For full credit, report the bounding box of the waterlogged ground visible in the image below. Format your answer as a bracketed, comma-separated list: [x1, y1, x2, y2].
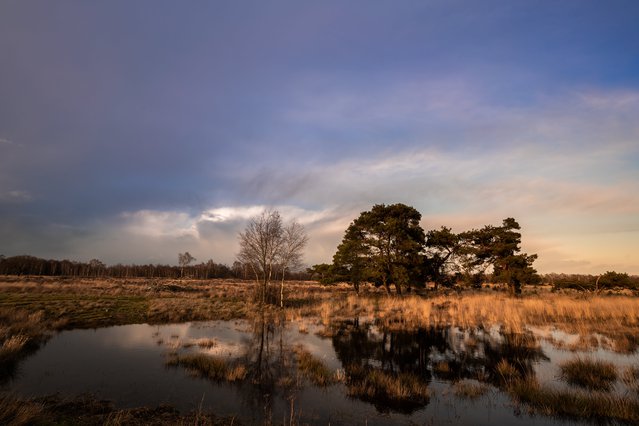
[3, 317, 639, 425]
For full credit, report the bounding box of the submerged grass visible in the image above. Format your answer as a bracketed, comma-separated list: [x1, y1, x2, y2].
[509, 378, 639, 424]
[294, 346, 336, 386]
[166, 353, 247, 382]
[559, 357, 618, 391]
[453, 380, 489, 400]
[346, 365, 430, 407]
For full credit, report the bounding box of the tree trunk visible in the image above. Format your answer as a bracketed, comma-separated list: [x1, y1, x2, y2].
[280, 267, 285, 308]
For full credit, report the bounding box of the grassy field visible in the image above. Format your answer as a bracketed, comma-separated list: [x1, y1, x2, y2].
[1, 276, 639, 424]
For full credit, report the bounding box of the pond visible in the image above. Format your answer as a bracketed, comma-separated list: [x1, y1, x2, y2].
[2, 315, 638, 425]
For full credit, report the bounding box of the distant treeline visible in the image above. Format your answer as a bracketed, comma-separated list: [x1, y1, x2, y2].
[0, 255, 311, 280]
[543, 272, 639, 292]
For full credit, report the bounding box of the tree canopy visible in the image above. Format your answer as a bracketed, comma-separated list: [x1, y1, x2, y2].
[333, 203, 426, 294]
[326, 205, 541, 294]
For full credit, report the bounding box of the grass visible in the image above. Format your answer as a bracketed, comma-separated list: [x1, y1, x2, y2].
[166, 353, 247, 382]
[453, 380, 489, 400]
[559, 357, 618, 391]
[313, 292, 639, 352]
[2, 276, 639, 423]
[294, 346, 337, 386]
[0, 393, 238, 425]
[509, 378, 639, 424]
[346, 364, 430, 407]
[496, 359, 521, 384]
[0, 335, 30, 360]
[622, 367, 639, 394]
[5, 277, 637, 347]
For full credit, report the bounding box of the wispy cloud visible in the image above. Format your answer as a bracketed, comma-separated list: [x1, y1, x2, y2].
[121, 210, 198, 239]
[0, 190, 33, 203]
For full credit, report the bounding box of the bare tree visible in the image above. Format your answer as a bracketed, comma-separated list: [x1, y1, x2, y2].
[237, 210, 284, 304]
[278, 220, 308, 307]
[178, 252, 196, 278]
[237, 210, 308, 306]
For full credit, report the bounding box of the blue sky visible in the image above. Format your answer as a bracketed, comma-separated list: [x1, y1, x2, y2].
[1, 1, 638, 273]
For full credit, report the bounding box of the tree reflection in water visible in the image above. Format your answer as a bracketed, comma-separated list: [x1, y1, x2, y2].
[167, 314, 550, 419]
[236, 311, 296, 422]
[331, 320, 548, 413]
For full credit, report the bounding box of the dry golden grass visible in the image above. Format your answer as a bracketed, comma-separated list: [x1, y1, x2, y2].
[509, 377, 639, 423]
[0, 393, 238, 425]
[622, 367, 639, 394]
[559, 357, 618, 391]
[346, 365, 430, 405]
[166, 353, 247, 382]
[313, 292, 639, 351]
[496, 359, 521, 384]
[453, 380, 489, 400]
[294, 345, 337, 387]
[0, 393, 45, 426]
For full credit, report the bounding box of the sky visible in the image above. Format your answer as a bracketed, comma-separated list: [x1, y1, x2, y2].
[1, 0, 638, 274]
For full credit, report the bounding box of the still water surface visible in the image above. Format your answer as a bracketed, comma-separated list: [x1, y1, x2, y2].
[3, 318, 637, 425]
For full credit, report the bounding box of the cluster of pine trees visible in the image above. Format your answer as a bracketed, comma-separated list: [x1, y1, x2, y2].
[310, 203, 540, 295]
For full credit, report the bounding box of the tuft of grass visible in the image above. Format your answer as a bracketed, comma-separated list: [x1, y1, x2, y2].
[496, 359, 520, 384]
[0, 335, 30, 359]
[453, 380, 489, 400]
[433, 361, 451, 375]
[166, 353, 246, 382]
[559, 357, 618, 391]
[622, 367, 639, 394]
[509, 377, 639, 423]
[194, 338, 217, 349]
[294, 346, 335, 386]
[346, 365, 430, 405]
[0, 394, 45, 426]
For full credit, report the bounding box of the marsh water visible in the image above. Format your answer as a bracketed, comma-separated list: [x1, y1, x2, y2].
[2, 316, 638, 425]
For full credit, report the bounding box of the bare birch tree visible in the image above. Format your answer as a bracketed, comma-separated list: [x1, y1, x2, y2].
[237, 210, 284, 304]
[237, 210, 308, 306]
[178, 252, 196, 278]
[278, 220, 308, 307]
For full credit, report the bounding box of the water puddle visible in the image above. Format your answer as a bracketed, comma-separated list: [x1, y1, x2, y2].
[2, 317, 638, 425]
